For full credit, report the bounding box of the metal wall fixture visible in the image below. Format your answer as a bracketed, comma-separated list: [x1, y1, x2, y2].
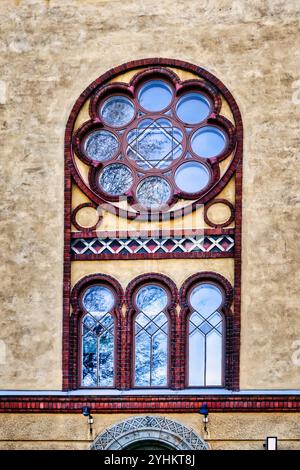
[82, 406, 94, 435]
[199, 403, 209, 434]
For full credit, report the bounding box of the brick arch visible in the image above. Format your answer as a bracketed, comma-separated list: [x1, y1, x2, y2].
[91, 416, 209, 450]
[67, 274, 124, 390]
[178, 272, 239, 390]
[123, 273, 178, 390]
[63, 58, 243, 393]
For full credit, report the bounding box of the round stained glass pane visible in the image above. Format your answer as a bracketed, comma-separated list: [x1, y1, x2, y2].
[136, 285, 168, 315]
[126, 118, 183, 170]
[190, 283, 223, 317]
[83, 285, 115, 314]
[175, 161, 210, 194]
[138, 80, 173, 112]
[98, 164, 133, 196]
[191, 126, 227, 158]
[136, 177, 171, 209]
[176, 93, 211, 124]
[100, 96, 135, 127]
[84, 130, 118, 162]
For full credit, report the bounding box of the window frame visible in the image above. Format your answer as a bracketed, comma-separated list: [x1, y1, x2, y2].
[132, 281, 171, 389]
[79, 284, 117, 389]
[125, 273, 178, 390]
[179, 272, 236, 390]
[70, 274, 123, 390]
[186, 281, 226, 388]
[63, 58, 243, 393]
[72, 66, 236, 216]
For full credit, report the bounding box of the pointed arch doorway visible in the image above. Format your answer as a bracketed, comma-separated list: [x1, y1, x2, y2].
[91, 416, 209, 450]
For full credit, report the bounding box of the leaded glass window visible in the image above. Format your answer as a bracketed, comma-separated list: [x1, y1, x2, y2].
[188, 283, 224, 386]
[73, 66, 236, 215]
[134, 284, 169, 387]
[81, 285, 115, 387]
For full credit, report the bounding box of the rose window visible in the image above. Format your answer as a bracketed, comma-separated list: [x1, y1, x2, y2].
[72, 66, 237, 217]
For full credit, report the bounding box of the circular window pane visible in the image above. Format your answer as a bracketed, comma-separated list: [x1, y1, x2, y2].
[100, 96, 135, 127]
[176, 93, 211, 124]
[191, 126, 227, 158]
[190, 283, 223, 317]
[84, 130, 118, 162]
[83, 285, 115, 315]
[98, 164, 133, 196]
[127, 118, 183, 170]
[136, 285, 168, 315]
[175, 161, 210, 194]
[138, 80, 173, 112]
[136, 177, 171, 209]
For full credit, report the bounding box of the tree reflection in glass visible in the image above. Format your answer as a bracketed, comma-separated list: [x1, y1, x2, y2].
[81, 285, 115, 387]
[134, 285, 168, 387]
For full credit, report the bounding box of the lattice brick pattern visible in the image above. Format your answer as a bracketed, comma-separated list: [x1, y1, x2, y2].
[71, 235, 234, 256]
[91, 415, 208, 450]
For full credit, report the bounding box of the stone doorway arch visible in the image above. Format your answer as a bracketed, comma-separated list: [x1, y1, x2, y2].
[91, 416, 209, 450]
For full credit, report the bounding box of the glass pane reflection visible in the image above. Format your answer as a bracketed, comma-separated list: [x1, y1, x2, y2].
[138, 80, 173, 112]
[135, 285, 168, 387]
[190, 283, 222, 317]
[136, 285, 168, 315]
[176, 93, 211, 124]
[188, 282, 224, 387]
[191, 126, 226, 158]
[175, 161, 210, 194]
[101, 96, 135, 127]
[84, 130, 118, 162]
[136, 177, 171, 209]
[83, 285, 115, 315]
[81, 285, 115, 387]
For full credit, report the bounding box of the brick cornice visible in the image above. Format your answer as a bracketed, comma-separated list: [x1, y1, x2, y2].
[0, 395, 299, 413]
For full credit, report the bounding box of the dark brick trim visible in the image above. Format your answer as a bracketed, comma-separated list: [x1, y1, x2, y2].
[233, 160, 242, 391]
[71, 252, 234, 261]
[1, 395, 299, 413]
[63, 58, 243, 393]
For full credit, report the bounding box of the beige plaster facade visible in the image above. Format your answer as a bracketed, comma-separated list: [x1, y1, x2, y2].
[0, 412, 299, 450]
[0, 0, 300, 450]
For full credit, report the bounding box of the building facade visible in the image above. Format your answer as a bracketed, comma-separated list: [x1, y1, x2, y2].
[0, 0, 300, 450]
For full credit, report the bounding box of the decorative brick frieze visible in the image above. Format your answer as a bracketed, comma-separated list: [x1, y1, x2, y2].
[71, 234, 235, 259]
[1, 395, 299, 413]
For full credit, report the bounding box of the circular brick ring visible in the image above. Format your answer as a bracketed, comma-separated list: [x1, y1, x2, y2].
[71, 202, 102, 232]
[204, 198, 235, 228]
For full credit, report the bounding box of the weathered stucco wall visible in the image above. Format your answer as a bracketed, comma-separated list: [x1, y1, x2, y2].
[0, 412, 299, 450]
[0, 0, 300, 390]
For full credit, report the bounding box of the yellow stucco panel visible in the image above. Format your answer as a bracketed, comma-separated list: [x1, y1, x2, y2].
[71, 258, 234, 290]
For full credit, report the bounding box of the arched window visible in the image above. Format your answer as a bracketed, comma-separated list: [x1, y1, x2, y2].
[179, 272, 235, 389]
[69, 274, 123, 390]
[134, 284, 169, 387]
[64, 59, 242, 393]
[81, 285, 116, 387]
[188, 283, 224, 386]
